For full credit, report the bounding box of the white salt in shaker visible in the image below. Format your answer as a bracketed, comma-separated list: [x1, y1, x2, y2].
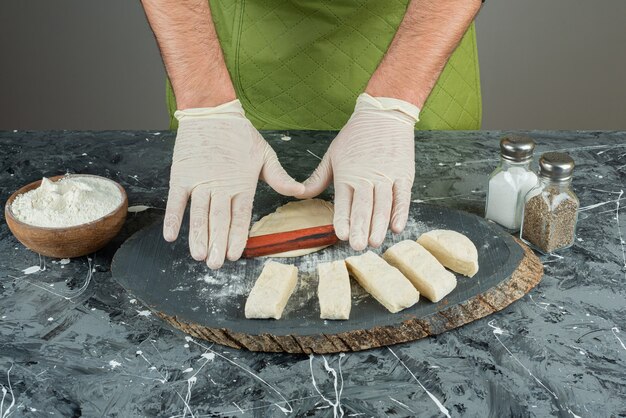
[485, 136, 537, 231]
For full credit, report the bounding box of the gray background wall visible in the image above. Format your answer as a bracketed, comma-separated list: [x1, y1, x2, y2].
[1, 1, 625, 131]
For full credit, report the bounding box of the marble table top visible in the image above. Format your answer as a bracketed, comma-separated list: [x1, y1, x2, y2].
[0, 130, 624, 417]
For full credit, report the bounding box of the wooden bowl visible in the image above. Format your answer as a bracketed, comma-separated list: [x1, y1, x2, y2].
[4, 174, 128, 258]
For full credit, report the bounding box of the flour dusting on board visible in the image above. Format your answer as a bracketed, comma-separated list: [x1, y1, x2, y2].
[197, 273, 250, 298]
[172, 215, 432, 317]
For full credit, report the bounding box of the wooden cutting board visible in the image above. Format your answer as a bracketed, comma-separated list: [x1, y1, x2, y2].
[111, 203, 543, 354]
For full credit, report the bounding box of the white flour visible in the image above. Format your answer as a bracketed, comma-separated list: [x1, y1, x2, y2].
[10, 175, 123, 227]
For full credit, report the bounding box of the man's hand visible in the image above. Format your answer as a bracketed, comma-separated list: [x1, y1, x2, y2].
[298, 94, 419, 251]
[142, 1, 305, 269]
[165, 101, 304, 269]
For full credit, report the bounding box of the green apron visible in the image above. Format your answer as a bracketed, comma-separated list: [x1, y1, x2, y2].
[167, 0, 481, 131]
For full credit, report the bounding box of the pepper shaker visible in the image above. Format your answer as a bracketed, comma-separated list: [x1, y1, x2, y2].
[485, 136, 537, 231]
[520, 152, 579, 253]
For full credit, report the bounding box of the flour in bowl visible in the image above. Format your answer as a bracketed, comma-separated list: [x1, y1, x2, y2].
[10, 176, 123, 227]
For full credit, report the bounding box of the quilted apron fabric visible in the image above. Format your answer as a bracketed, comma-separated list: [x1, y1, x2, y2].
[166, 0, 482, 131]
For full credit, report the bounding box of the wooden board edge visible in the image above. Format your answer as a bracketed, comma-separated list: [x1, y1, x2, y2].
[153, 238, 544, 354]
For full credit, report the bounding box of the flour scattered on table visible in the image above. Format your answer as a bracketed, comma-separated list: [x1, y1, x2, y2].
[109, 360, 122, 369]
[22, 265, 41, 275]
[128, 205, 151, 213]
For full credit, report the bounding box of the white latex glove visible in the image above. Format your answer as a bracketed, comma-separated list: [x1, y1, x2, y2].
[165, 100, 304, 269]
[298, 93, 419, 250]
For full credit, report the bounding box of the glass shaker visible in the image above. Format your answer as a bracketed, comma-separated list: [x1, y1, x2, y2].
[521, 152, 579, 253]
[485, 136, 537, 231]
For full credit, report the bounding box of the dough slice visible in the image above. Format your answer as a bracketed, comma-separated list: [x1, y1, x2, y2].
[245, 261, 298, 319]
[383, 240, 457, 303]
[249, 199, 334, 257]
[345, 251, 419, 313]
[417, 230, 479, 277]
[317, 261, 351, 320]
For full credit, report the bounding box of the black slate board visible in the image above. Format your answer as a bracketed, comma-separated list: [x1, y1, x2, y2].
[111, 203, 524, 337]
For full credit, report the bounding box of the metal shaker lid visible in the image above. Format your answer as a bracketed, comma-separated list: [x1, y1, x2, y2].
[500, 136, 536, 162]
[539, 152, 575, 181]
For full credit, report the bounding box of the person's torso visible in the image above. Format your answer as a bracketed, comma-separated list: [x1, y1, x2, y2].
[167, 0, 482, 131]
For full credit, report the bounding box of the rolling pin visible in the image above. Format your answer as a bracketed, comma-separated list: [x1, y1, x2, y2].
[242, 224, 338, 258]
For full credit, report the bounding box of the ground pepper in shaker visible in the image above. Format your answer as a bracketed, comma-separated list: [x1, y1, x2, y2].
[485, 136, 537, 231]
[521, 152, 579, 253]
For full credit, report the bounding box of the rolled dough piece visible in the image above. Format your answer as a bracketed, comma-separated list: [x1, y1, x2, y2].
[345, 251, 419, 313]
[383, 240, 457, 303]
[249, 199, 334, 257]
[244, 261, 298, 319]
[317, 261, 351, 320]
[417, 230, 479, 277]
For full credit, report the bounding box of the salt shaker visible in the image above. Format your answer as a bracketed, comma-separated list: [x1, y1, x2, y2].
[485, 136, 537, 231]
[521, 152, 579, 253]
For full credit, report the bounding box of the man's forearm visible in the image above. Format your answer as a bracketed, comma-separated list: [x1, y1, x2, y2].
[366, 0, 482, 109]
[141, 0, 236, 109]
